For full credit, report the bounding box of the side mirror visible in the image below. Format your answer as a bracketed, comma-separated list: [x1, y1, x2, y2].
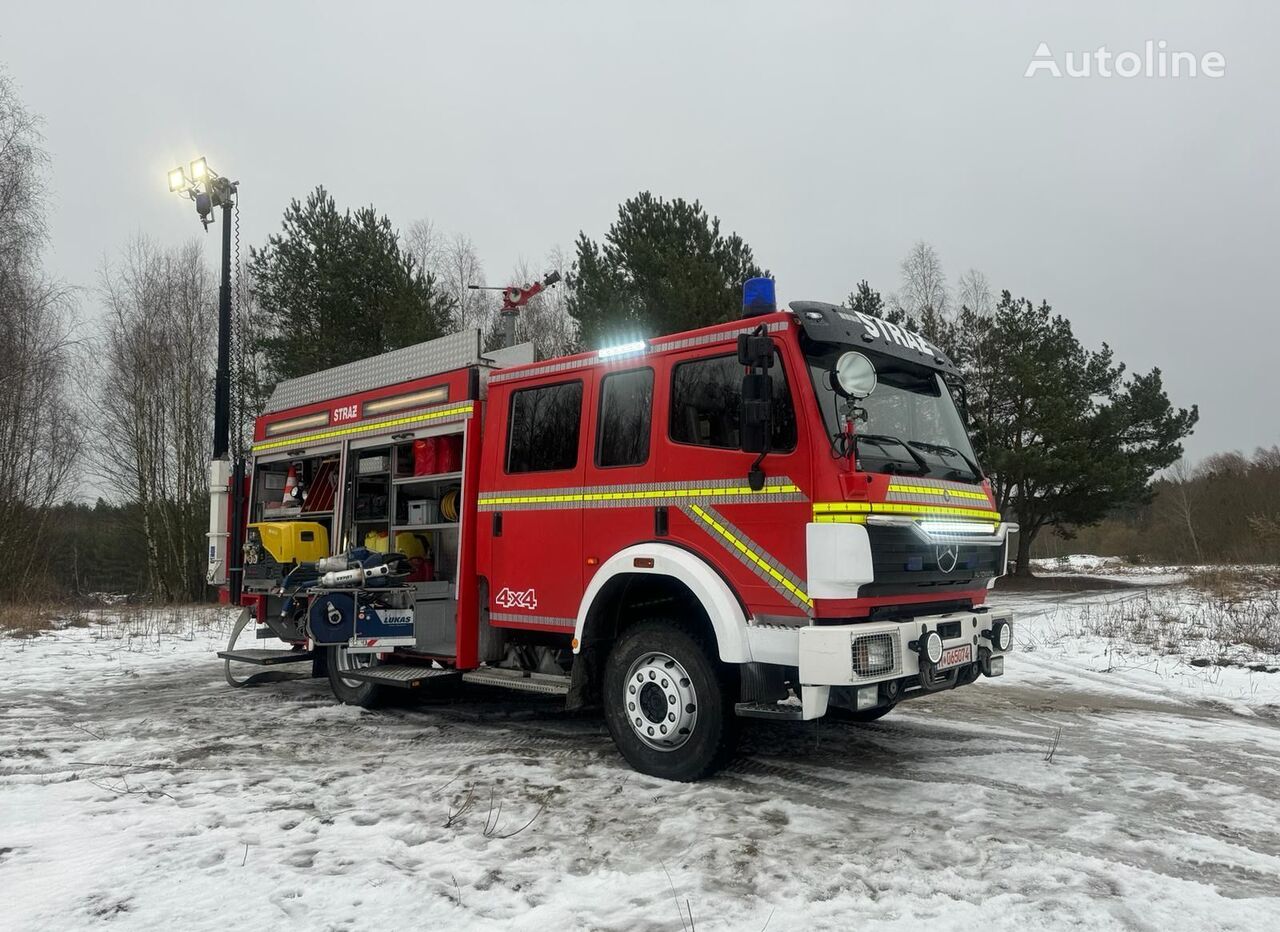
[737, 332, 774, 370]
[740, 372, 772, 454]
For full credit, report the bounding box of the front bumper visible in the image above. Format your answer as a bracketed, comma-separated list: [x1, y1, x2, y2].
[745, 608, 1013, 719]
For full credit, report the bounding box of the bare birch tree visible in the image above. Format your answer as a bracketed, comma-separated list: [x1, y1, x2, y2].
[956, 268, 994, 317]
[94, 237, 215, 601]
[892, 241, 952, 335]
[0, 71, 80, 600]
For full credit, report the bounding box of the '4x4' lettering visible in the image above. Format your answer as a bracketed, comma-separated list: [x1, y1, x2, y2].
[495, 587, 538, 611]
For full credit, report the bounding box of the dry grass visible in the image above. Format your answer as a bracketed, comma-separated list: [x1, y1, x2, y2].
[1077, 585, 1280, 662]
[1, 602, 226, 644]
[0, 603, 94, 638]
[1185, 566, 1280, 600]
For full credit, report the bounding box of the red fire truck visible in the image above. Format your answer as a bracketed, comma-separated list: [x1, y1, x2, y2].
[220, 280, 1015, 780]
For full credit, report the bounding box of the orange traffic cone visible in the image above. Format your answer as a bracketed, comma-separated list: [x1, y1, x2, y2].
[281, 464, 299, 506]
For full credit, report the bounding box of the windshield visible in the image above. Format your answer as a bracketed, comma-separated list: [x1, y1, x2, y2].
[805, 345, 982, 482]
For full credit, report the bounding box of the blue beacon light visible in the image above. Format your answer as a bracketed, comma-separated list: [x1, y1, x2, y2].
[742, 277, 777, 318]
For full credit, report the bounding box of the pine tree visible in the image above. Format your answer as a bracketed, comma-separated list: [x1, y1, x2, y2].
[568, 192, 764, 349]
[960, 293, 1198, 573]
[249, 186, 452, 383]
[842, 269, 1197, 571]
[846, 280, 885, 317]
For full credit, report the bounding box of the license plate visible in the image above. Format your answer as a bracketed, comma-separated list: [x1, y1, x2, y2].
[937, 643, 973, 670]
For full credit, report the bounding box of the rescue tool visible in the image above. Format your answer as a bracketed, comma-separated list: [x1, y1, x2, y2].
[218, 277, 1016, 780]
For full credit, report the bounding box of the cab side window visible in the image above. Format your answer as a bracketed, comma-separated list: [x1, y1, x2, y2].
[506, 380, 583, 472]
[596, 368, 654, 468]
[669, 352, 797, 451]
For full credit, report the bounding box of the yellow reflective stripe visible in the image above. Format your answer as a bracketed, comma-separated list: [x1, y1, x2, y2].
[688, 504, 812, 608]
[813, 514, 867, 524]
[887, 483, 990, 501]
[476, 483, 801, 507]
[813, 501, 1001, 521]
[253, 403, 473, 452]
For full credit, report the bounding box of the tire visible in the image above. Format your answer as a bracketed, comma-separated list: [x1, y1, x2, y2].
[326, 646, 385, 708]
[846, 703, 896, 723]
[603, 619, 737, 782]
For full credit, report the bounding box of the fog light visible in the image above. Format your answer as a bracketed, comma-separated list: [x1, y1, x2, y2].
[995, 620, 1013, 651]
[856, 685, 879, 711]
[985, 619, 1013, 652]
[919, 630, 943, 665]
[986, 655, 1004, 677]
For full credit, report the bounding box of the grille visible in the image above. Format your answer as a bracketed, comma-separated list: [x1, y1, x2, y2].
[861, 525, 1003, 597]
[852, 632, 899, 678]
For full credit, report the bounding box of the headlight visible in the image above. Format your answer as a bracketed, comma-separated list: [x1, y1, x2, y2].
[852, 633, 895, 676]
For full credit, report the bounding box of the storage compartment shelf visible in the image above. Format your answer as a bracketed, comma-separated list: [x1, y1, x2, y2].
[394, 522, 460, 532]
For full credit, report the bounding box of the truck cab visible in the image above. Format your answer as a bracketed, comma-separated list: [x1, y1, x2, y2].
[224, 284, 1014, 781]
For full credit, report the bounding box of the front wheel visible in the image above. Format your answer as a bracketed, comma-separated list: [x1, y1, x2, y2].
[603, 620, 737, 781]
[326, 646, 385, 708]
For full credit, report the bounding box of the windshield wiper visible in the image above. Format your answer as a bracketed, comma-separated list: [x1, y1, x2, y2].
[907, 440, 983, 481]
[855, 433, 930, 475]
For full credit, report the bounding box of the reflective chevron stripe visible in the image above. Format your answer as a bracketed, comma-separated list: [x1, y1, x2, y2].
[683, 503, 812, 611]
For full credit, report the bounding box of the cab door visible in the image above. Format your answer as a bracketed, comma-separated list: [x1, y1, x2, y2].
[482, 375, 587, 629]
[581, 364, 657, 587]
[657, 342, 813, 618]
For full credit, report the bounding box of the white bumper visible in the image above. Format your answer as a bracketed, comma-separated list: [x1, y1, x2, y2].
[744, 608, 1014, 719]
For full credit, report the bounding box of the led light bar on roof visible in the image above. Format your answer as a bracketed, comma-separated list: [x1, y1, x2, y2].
[598, 340, 646, 359]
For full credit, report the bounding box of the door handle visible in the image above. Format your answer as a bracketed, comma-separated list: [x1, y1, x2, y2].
[492, 512, 503, 537]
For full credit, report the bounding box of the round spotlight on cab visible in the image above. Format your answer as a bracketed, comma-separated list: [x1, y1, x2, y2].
[830, 351, 878, 399]
[991, 619, 1013, 651]
[918, 630, 943, 665]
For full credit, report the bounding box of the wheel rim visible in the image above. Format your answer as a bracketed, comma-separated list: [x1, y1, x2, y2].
[622, 651, 698, 751]
[335, 648, 375, 689]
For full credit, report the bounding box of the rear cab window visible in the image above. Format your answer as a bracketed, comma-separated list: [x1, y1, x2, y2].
[596, 368, 655, 468]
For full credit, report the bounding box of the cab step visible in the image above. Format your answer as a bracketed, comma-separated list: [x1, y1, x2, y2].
[339, 664, 459, 689]
[734, 701, 805, 721]
[461, 667, 570, 696]
[218, 648, 314, 666]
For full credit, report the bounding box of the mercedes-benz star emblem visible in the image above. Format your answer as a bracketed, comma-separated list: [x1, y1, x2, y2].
[936, 544, 959, 573]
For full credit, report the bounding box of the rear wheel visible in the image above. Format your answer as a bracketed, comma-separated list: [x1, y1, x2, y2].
[603, 620, 736, 781]
[327, 646, 384, 708]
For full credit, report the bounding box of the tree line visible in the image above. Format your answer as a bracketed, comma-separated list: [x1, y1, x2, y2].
[0, 73, 1238, 603]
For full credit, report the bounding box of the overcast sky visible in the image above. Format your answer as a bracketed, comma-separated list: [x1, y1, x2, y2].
[3, 1, 1275, 461]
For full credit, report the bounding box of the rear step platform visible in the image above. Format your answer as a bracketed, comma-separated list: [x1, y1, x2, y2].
[735, 701, 805, 721]
[218, 648, 314, 666]
[340, 665, 459, 689]
[461, 667, 570, 696]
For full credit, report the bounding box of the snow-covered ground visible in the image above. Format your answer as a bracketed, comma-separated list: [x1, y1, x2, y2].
[3, 576, 1280, 931]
